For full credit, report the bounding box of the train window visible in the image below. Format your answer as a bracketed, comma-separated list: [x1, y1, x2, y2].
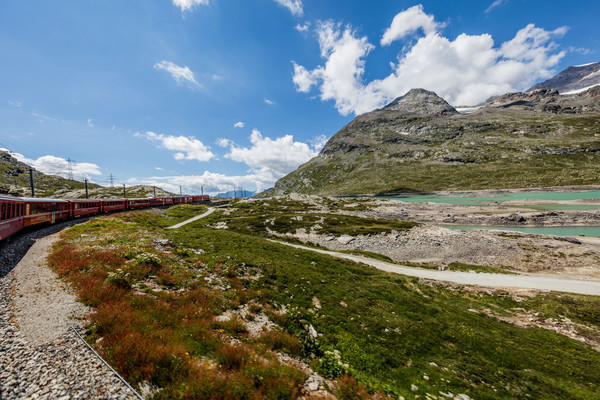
[1, 203, 5, 220]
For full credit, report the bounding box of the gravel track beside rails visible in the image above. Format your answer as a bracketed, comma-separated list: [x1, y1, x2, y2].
[0, 218, 139, 400]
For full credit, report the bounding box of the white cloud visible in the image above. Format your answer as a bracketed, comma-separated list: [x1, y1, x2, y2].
[273, 0, 303, 17]
[32, 112, 57, 122]
[8, 100, 22, 107]
[176, 130, 326, 193]
[154, 60, 201, 88]
[309, 134, 329, 152]
[292, 62, 318, 92]
[292, 20, 375, 115]
[295, 23, 310, 33]
[221, 129, 320, 185]
[485, 0, 508, 13]
[128, 170, 272, 195]
[381, 5, 441, 46]
[1, 148, 101, 180]
[135, 131, 215, 162]
[172, 0, 209, 12]
[216, 138, 232, 148]
[234, 121, 245, 128]
[212, 74, 224, 81]
[87, 118, 94, 128]
[155, 167, 164, 171]
[293, 8, 567, 114]
[264, 98, 275, 105]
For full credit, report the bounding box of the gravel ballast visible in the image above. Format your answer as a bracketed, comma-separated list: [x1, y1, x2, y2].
[0, 222, 139, 400]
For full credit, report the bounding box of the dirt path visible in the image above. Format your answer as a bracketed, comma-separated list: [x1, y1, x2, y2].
[167, 207, 215, 229]
[272, 240, 600, 296]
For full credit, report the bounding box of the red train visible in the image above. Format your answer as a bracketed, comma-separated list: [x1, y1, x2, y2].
[0, 195, 210, 242]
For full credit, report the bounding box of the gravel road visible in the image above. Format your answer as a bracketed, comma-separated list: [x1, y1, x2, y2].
[273, 240, 600, 296]
[167, 207, 215, 229]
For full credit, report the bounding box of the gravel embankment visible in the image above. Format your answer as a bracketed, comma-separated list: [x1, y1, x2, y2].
[0, 219, 139, 400]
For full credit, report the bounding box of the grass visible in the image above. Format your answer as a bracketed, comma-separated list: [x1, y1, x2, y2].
[47, 203, 600, 399]
[220, 200, 418, 237]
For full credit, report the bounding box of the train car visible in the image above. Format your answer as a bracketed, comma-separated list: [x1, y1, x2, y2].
[162, 197, 174, 205]
[71, 199, 101, 217]
[0, 196, 24, 241]
[150, 197, 164, 207]
[100, 199, 127, 213]
[127, 198, 152, 209]
[23, 198, 70, 228]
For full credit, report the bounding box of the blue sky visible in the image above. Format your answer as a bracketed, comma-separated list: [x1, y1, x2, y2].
[1, 0, 598, 195]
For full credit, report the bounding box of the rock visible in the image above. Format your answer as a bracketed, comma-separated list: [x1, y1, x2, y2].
[303, 374, 325, 392]
[337, 235, 355, 245]
[454, 394, 472, 400]
[305, 324, 318, 339]
[153, 239, 174, 247]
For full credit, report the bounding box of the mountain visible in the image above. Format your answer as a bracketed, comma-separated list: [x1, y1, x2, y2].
[0, 150, 175, 199]
[267, 87, 600, 196]
[527, 62, 600, 94]
[0, 150, 101, 197]
[215, 189, 256, 199]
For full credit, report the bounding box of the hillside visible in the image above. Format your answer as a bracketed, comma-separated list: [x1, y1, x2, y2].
[268, 87, 600, 196]
[0, 150, 174, 199]
[0, 150, 103, 197]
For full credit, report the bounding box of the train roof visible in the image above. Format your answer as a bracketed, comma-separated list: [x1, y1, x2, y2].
[70, 198, 101, 202]
[19, 197, 70, 203]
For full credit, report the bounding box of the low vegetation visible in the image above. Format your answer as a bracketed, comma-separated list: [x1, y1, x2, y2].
[47, 202, 600, 399]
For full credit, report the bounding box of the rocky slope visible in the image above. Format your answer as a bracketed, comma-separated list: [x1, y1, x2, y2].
[527, 62, 600, 93]
[0, 151, 102, 197]
[0, 150, 174, 199]
[268, 87, 600, 196]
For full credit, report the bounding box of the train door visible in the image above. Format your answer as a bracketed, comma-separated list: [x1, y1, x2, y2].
[51, 203, 56, 224]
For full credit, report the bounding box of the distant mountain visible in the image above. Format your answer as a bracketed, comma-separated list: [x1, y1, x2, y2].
[527, 62, 600, 94]
[266, 86, 600, 196]
[215, 189, 256, 199]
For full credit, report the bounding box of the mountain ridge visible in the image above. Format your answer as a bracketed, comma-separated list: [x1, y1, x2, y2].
[267, 84, 600, 196]
[527, 62, 600, 93]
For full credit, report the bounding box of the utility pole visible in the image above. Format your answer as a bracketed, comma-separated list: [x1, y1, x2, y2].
[108, 174, 115, 188]
[153, 186, 156, 197]
[123, 184, 126, 198]
[84, 178, 88, 199]
[180, 186, 182, 195]
[233, 186, 236, 199]
[201, 185, 204, 196]
[29, 168, 35, 197]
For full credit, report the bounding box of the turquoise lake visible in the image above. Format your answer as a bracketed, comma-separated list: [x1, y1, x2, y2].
[441, 225, 600, 237]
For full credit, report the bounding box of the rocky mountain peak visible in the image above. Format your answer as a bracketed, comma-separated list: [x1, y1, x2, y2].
[382, 88, 458, 115]
[527, 62, 600, 94]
